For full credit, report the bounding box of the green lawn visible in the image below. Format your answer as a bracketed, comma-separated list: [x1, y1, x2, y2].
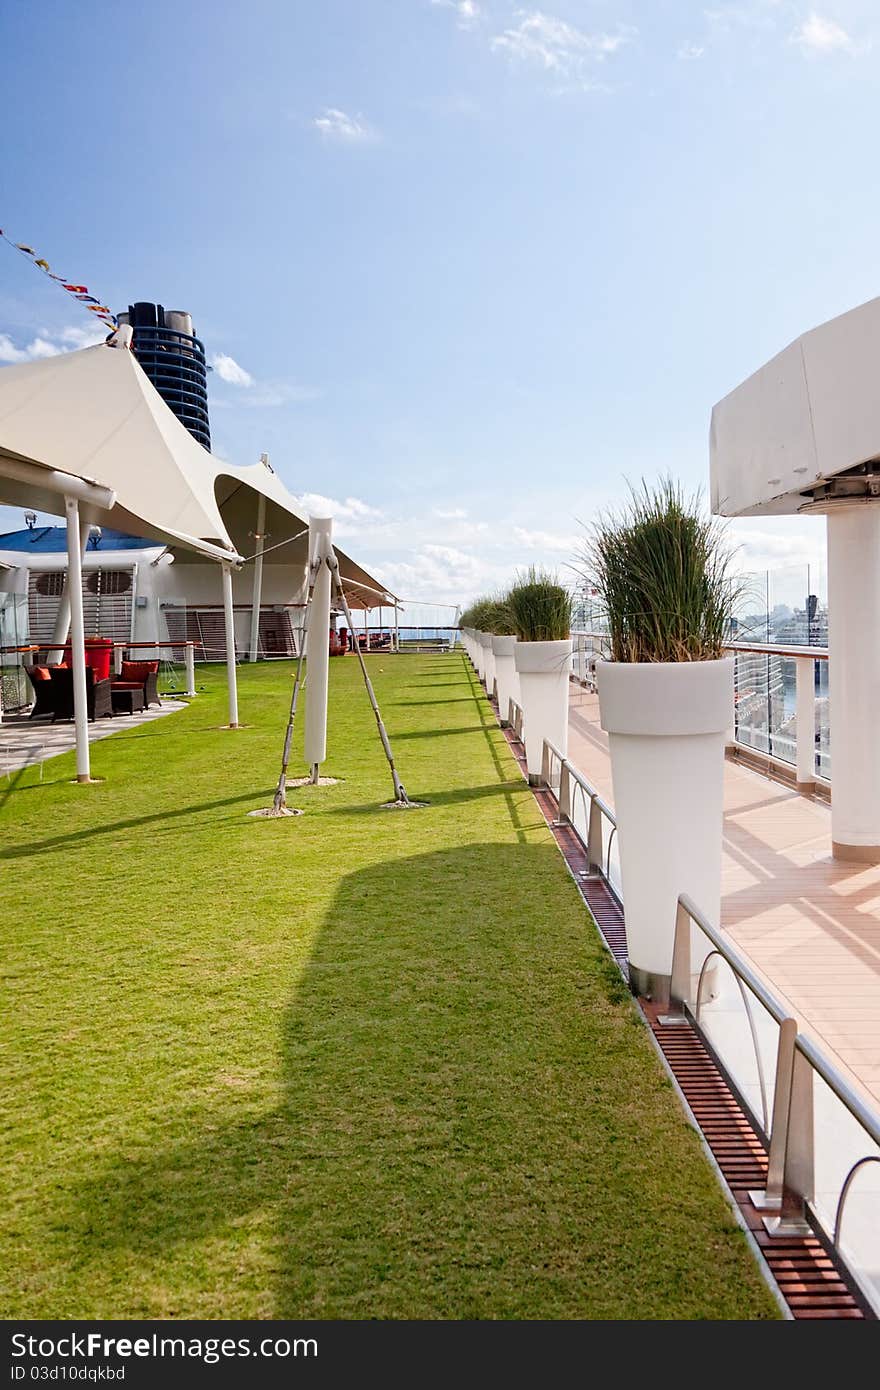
[0, 654, 777, 1319]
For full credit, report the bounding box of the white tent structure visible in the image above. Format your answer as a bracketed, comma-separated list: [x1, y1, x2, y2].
[0, 335, 396, 780]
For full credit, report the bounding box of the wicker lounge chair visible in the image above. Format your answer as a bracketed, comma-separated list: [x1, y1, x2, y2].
[118, 660, 160, 708]
[25, 664, 60, 719]
[49, 667, 113, 722]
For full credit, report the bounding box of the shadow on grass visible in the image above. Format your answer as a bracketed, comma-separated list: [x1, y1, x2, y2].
[391, 697, 478, 706]
[63, 839, 748, 1320]
[0, 789, 269, 861]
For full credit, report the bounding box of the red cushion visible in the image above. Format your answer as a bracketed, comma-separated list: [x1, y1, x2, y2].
[120, 661, 157, 682]
[31, 666, 51, 681]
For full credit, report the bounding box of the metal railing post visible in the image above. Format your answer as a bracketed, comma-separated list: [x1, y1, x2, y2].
[795, 654, 816, 792]
[587, 795, 603, 875]
[558, 762, 572, 823]
[750, 1016, 797, 1212]
[662, 897, 693, 1020]
[762, 1042, 814, 1236]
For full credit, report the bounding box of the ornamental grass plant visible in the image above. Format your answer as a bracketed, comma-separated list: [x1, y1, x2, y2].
[582, 479, 740, 664]
[506, 568, 572, 643]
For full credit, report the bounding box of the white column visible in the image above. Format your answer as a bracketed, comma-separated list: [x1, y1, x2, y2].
[65, 496, 91, 784]
[826, 507, 880, 859]
[394, 602, 400, 653]
[184, 641, 196, 697]
[221, 562, 239, 728]
[248, 492, 266, 663]
[304, 516, 332, 777]
[364, 607, 369, 651]
[795, 655, 816, 792]
[49, 513, 89, 663]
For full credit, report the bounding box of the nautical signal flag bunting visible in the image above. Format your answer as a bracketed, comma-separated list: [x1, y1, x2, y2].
[1, 227, 118, 330]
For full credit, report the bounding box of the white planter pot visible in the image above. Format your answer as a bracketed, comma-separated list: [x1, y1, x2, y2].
[484, 633, 498, 698]
[473, 630, 486, 680]
[477, 630, 494, 693]
[491, 634, 517, 725]
[514, 639, 572, 782]
[597, 658, 733, 1002]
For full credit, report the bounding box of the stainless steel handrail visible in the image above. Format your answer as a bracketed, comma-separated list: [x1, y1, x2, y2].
[538, 737, 880, 1311]
[570, 630, 830, 663]
[541, 738, 618, 891]
[672, 892, 880, 1311]
[695, 948, 770, 1135]
[724, 640, 828, 661]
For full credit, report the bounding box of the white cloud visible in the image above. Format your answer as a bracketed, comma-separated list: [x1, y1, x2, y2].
[434, 506, 468, 519]
[728, 525, 823, 574]
[210, 351, 254, 387]
[677, 41, 705, 60]
[312, 107, 375, 142]
[513, 525, 578, 552]
[0, 334, 29, 363]
[704, 4, 779, 38]
[379, 544, 487, 603]
[431, 0, 482, 29]
[292, 492, 383, 529]
[793, 13, 861, 55]
[491, 11, 636, 84]
[0, 324, 107, 362]
[209, 355, 319, 408]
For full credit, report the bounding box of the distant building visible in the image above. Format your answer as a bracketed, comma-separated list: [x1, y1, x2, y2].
[116, 302, 211, 449]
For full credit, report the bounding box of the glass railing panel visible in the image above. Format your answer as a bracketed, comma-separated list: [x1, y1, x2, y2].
[815, 658, 830, 778]
[768, 655, 796, 767]
[687, 919, 780, 1138]
[811, 1071, 880, 1315]
[601, 815, 622, 898]
[734, 649, 771, 755]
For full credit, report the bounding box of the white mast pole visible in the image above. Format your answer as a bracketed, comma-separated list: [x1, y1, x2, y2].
[304, 516, 332, 782]
[49, 512, 90, 664]
[65, 495, 91, 783]
[248, 487, 266, 663]
[221, 562, 239, 728]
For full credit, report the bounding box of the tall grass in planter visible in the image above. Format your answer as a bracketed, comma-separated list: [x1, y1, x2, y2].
[509, 569, 573, 783]
[581, 480, 737, 1001]
[483, 596, 518, 725]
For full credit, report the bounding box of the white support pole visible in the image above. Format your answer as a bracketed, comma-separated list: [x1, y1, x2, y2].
[114, 644, 123, 676]
[826, 506, 880, 860]
[65, 496, 91, 784]
[794, 655, 815, 793]
[184, 641, 196, 697]
[221, 562, 239, 728]
[364, 607, 370, 652]
[248, 491, 266, 663]
[48, 513, 90, 663]
[304, 516, 332, 781]
[394, 602, 400, 653]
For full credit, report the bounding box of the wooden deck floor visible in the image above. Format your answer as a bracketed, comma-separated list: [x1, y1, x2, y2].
[568, 684, 880, 1107]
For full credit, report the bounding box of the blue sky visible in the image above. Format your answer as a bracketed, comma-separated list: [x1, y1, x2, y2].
[1, 0, 878, 605]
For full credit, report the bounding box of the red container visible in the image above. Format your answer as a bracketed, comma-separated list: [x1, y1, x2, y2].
[63, 637, 113, 682]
